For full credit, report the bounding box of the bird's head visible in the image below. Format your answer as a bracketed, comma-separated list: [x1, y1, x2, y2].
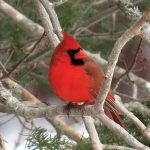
[55, 32, 87, 60]
[60, 32, 81, 51]
[51, 32, 87, 66]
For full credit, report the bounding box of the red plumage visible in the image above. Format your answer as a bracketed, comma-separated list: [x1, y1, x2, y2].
[49, 32, 125, 128]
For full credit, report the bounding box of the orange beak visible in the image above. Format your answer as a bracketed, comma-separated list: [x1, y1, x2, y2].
[75, 49, 87, 59]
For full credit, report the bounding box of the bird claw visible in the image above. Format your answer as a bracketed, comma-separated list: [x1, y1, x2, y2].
[63, 102, 87, 117]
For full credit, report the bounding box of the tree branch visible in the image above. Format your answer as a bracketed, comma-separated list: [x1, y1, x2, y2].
[124, 101, 150, 116]
[0, 0, 44, 38]
[113, 38, 142, 91]
[113, 0, 142, 20]
[114, 96, 150, 141]
[48, 116, 83, 142]
[0, 0, 150, 149]
[0, 82, 149, 149]
[0, 135, 7, 150]
[1, 0, 149, 96]
[96, 113, 149, 150]
[33, 0, 60, 49]
[83, 116, 103, 150]
[103, 144, 136, 150]
[95, 6, 150, 110]
[1, 78, 82, 141]
[39, 0, 62, 41]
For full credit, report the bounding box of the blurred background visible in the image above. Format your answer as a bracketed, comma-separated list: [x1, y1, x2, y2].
[0, 0, 150, 149]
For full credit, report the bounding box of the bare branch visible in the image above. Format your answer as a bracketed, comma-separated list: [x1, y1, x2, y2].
[0, 0, 149, 97]
[33, 0, 60, 49]
[53, 0, 68, 6]
[0, 32, 45, 80]
[1, 78, 82, 141]
[114, 96, 150, 141]
[13, 125, 25, 150]
[83, 116, 103, 150]
[91, 0, 108, 6]
[48, 116, 83, 142]
[0, 61, 7, 75]
[73, 0, 143, 35]
[0, 0, 44, 38]
[0, 82, 149, 149]
[95, 6, 150, 110]
[113, 0, 142, 20]
[74, 5, 119, 35]
[115, 91, 150, 102]
[103, 144, 136, 150]
[113, 38, 142, 91]
[0, 0, 150, 149]
[124, 101, 150, 117]
[96, 113, 149, 150]
[78, 32, 122, 40]
[113, 0, 150, 44]
[0, 135, 7, 150]
[39, 0, 62, 41]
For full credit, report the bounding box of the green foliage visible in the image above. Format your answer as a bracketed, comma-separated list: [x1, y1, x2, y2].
[25, 128, 73, 150]
[75, 110, 150, 149]
[1, 0, 37, 47]
[80, 38, 114, 59]
[138, 0, 150, 12]
[0, 1, 149, 149]
[97, 126, 125, 145]
[56, 0, 95, 30]
[26, 109, 150, 150]
[126, 111, 150, 147]
[1, 0, 148, 58]
[75, 139, 92, 150]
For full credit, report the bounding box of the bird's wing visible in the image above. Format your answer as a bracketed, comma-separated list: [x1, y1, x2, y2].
[83, 58, 126, 128]
[83, 58, 105, 98]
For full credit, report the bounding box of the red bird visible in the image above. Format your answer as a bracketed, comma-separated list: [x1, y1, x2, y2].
[49, 32, 125, 128]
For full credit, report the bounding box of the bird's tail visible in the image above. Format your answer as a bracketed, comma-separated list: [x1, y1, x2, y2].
[104, 101, 126, 129]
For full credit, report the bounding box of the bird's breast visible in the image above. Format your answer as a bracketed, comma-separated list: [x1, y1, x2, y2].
[49, 63, 95, 103]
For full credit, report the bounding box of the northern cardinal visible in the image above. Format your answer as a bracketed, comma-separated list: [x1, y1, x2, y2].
[49, 32, 125, 128]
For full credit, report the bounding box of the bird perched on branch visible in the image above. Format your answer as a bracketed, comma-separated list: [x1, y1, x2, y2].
[48, 32, 125, 128]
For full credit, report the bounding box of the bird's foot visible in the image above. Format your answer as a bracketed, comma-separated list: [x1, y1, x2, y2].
[63, 102, 87, 117]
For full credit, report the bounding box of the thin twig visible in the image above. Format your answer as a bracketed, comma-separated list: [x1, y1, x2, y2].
[39, 0, 62, 41]
[115, 91, 150, 102]
[13, 124, 25, 150]
[53, 0, 68, 6]
[113, 39, 142, 91]
[95, 6, 150, 108]
[73, 0, 143, 35]
[0, 82, 149, 149]
[77, 32, 122, 40]
[0, 135, 7, 150]
[113, 0, 142, 20]
[114, 96, 150, 141]
[0, 61, 8, 75]
[16, 116, 33, 130]
[0, 0, 44, 38]
[47, 116, 83, 142]
[103, 144, 136, 150]
[124, 101, 150, 117]
[34, 0, 59, 49]
[4, 48, 15, 66]
[1, 78, 83, 142]
[74, 6, 119, 36]
[0, 115, 15, 126]
[83, 116, 103, 150]
[0, 32, 45, 80]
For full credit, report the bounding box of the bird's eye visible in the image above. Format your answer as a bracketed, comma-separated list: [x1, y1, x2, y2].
[67, 49, 74, 55]
[76, 48, 82, 52]
[67, 48, 82, 55]
[67, 48, 84, 65]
